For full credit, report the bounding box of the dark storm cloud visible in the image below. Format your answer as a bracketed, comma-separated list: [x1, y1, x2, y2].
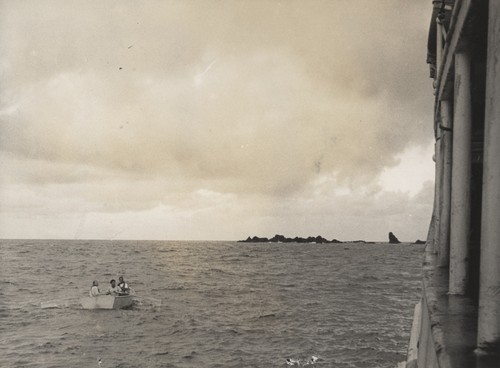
[0, 0, 434, 240]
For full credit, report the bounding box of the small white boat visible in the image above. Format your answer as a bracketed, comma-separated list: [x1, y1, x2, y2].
[80, 294, 134, 310]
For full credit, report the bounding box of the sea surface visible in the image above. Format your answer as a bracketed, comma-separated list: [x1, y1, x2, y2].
[0, 239, 423, 368]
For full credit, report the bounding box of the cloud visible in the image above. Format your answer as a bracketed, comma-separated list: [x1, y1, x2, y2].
[0, 172, 434, 241]
[0, 0, 435, 240]
[0, 54, 429, 193]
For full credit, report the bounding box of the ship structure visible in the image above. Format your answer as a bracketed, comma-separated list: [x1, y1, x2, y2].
[406, 1, 500, 367]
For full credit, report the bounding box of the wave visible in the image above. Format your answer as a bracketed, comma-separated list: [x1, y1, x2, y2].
[0, 239, 422, 368]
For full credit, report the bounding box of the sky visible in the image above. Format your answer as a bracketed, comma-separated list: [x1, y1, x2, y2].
[0, 0, 435, 242]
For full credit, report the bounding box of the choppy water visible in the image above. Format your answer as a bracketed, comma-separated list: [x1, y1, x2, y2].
[0, 240, 423, 368]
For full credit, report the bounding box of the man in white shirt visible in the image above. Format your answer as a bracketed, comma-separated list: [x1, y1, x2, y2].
[106, 279, 121, 295]
[118, 276, 130, 295]
[90, 281, 101, 297]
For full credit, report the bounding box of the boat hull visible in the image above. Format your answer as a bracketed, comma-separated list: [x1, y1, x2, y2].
[80, 295, 134, 310]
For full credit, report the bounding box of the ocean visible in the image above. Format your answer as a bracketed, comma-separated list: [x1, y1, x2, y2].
[0, 239, 423, 368]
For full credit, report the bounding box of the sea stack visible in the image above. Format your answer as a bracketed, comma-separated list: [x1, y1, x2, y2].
[388, 232, 400, 244]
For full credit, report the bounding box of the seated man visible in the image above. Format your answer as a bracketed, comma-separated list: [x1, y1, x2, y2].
[90, 281, 101, 297]
[106, 279, 121, 295]
[118, 276, 130, 295]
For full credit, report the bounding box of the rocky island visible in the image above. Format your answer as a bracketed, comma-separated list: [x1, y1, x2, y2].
[239, 232, 413, 245]
[239, 234, 343, 243]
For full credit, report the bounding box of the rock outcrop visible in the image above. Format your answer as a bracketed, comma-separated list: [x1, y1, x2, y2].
[388, 232, 401, 244]
[239, 234, 343, 244]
